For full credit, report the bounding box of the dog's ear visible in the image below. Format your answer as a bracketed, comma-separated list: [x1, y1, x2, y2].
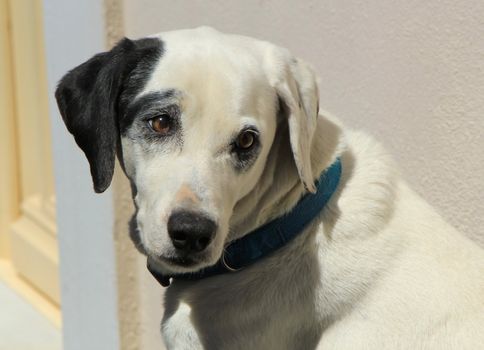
[55, 37, 161, 193]
[55, 39, 135, 193]
[266, 48, 320, 193]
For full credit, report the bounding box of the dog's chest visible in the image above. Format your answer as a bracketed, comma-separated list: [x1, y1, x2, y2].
[162, 283, 320, 350]
[162, 240, 323, 349]
[162, 303, 297, 350]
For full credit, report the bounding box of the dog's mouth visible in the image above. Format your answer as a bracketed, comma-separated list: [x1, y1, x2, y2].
[158, 254, 199, 267]
[148, 251, 215, 274]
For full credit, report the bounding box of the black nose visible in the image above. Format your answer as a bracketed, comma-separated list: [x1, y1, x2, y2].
[167, 211, 216, 253]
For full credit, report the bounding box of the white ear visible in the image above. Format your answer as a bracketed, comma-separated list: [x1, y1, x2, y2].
[265, 48, 320, 193]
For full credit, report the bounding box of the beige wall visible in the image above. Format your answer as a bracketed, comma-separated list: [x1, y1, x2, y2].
[122, 0, 484, 245]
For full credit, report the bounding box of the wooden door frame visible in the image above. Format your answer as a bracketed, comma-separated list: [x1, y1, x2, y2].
[0, 0, 60, 326]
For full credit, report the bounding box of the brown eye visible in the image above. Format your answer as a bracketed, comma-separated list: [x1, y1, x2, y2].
[148, 114, 171, 134]
[235, 130, 257, 150]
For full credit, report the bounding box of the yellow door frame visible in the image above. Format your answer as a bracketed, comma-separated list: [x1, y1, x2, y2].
[0, 0, 19, 260]
[0, 0, 60, 328]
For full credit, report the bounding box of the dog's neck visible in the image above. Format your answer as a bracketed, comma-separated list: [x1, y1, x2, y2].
[229, 113, 345, 241]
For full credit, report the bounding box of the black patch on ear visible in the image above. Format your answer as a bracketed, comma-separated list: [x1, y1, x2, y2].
[55, 37, 163, 193]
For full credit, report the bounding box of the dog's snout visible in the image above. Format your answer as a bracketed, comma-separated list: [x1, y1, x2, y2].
[167, 211, 216, 253]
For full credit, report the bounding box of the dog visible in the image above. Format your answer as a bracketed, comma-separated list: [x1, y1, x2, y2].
[55, 27, 484, 349]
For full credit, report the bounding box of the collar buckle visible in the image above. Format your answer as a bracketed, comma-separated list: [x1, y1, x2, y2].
[221, 251, 240, 272]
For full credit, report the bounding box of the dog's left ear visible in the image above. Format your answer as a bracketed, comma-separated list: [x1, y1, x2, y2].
[265, 47, 320, 193]
[55, 38, 161, 193]
[55, 39, 135, 193]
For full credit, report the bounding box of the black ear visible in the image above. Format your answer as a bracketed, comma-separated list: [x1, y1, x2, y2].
[55, 37, 162, 193]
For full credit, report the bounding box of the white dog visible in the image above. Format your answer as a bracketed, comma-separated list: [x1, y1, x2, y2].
[56, 27, 484, 349]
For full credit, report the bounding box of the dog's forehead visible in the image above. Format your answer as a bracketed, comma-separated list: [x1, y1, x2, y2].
[154, 26, 269, 59]
[140, 27, 271, 99]
[132, 27, 276, 127]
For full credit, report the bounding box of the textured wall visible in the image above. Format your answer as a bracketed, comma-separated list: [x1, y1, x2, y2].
[104, 2, 166, 349]
[123, 0, 484, 245]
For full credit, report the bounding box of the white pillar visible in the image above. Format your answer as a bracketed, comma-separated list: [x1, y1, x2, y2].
[43, 1, 120, 349]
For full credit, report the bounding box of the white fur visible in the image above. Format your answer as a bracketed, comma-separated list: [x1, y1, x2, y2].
[121, 27, 484, 349]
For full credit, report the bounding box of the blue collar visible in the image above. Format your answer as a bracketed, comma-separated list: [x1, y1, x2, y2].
[148, 158, 342, 287]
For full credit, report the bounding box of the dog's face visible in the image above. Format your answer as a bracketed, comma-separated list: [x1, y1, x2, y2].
[56, 27, 319, 274]
[121, 30, 280, 271]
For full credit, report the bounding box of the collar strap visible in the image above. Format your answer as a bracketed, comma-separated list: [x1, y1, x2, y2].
[148, 158, 342, 287]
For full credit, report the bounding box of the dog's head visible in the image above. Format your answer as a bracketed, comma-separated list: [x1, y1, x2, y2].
[56, 27, 319, 273]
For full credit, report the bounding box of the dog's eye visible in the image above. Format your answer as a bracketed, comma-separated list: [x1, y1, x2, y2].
[234, 130, 257, 151]
[148, 114, 171, 134]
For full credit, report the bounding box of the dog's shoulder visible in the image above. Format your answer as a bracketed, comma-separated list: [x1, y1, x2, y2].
[327, 128, 399, 234]
[317, 127, 484, 347]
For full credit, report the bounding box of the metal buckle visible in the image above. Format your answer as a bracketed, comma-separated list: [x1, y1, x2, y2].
[221, 251, 240, 272]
